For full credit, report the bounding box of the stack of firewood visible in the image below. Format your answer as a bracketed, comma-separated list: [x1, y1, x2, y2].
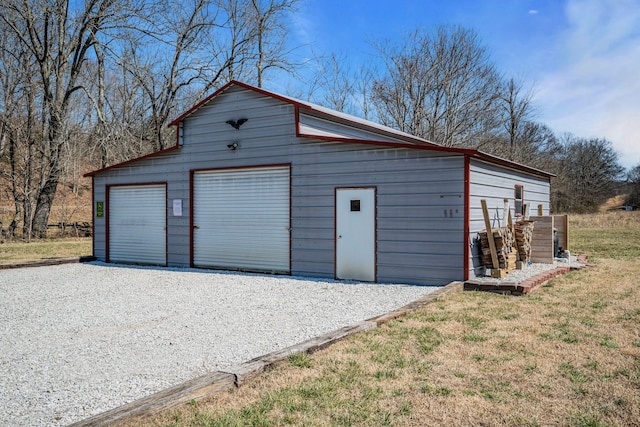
[514, 220, 535, 263]
[478, 227, 516, 269]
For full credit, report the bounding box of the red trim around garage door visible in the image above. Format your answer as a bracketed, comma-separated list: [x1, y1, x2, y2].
[189, 163, 292, 272]
[105, 182, 168, 265]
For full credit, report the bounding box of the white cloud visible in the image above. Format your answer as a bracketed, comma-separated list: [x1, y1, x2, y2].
[535, 0, 640, 169]
[528, 9, 539, 14]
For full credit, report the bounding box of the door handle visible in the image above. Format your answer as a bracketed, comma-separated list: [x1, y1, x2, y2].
[193, 225, 200, 229]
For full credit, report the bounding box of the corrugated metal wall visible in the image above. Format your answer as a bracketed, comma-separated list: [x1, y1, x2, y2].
[291, 144, 465, 284]
[468, 159, 551, 278]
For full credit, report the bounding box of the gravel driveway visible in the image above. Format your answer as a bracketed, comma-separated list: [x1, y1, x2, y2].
[0, 262, 436, 426]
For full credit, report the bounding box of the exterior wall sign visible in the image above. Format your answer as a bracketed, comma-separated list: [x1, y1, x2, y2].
[173, 199, 183, 216]
[96, 201, 104, 218]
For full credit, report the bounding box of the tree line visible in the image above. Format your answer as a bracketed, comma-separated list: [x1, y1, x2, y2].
[307, 27, 632, 214]
[0, 0, 298, 237]
[0, 1, 636, 238]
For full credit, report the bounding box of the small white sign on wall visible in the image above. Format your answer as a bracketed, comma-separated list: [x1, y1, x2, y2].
[173, 199, 182, 216]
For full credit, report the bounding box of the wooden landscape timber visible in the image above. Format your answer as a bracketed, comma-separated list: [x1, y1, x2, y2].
[0, 256, 96, 270]
[480, 199, 502, 276]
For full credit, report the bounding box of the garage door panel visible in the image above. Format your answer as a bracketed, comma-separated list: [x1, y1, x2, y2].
[109, 185, 166, 265]
[193, 167, 290, 272]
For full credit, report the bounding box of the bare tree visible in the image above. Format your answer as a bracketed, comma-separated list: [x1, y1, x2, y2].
[496, 77, 536, 159]
[302, 52, 357, 113]
[0, 0, 122, 237]
[248, 0, 298, 88]
[551, 136, 624, 213]
[301, 51, 376, 120]
[115, 0, 220, 151]
[625, 164, 640, 208]
[0, 28, 40, 237]
[371, 26, 502, 147]
[214, 0, 257, 82]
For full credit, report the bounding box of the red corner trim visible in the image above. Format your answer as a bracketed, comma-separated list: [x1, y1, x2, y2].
[464, 154, 471, 281]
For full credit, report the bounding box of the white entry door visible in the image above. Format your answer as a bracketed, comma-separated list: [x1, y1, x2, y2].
[336, 188, 376, 281]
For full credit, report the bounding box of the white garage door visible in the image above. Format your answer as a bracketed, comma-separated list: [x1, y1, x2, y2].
[109, 184, 166, 265]
[193, 166, 290, 272]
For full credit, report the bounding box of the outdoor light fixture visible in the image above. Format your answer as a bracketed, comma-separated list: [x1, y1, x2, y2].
[225, 118, 248, 129]
[227, 142, 239, 150]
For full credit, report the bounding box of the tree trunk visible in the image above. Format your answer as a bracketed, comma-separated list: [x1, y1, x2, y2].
[32, 174, 59, 237]
[32, 113, 63, 237]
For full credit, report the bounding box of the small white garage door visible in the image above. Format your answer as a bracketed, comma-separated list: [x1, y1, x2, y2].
[109, 184, 166, 265]
[193, 166, 290, 272]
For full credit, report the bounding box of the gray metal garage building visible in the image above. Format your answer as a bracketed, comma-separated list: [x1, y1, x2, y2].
[86, 80, 553, 285]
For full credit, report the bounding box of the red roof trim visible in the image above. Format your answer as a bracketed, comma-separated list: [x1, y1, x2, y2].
[297, 131, 476, 155]
[84, 145, 180, 177]
[469, 152, 555, 179]
[169, 80, 440, 147]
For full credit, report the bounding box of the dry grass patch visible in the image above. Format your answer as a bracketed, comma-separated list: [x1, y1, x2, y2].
[0, 238, 92, 264]
[126, 262, 640, 427]
[113, 212, 640, 426]
[570, 210, 640, 260]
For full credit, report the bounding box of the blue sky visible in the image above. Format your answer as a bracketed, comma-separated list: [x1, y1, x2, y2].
[289, 0, 640, 170]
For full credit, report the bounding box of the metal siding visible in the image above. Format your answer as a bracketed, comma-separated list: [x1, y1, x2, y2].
[468, 159, 551, 278]
[292, 149, 465, 284]
[109, 185, 166, 265]
[299, 113, 415, 143]
[192, 166, 290, 272]
[93, 177, 107, 261]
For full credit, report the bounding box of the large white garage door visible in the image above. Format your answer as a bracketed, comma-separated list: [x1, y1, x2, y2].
[193, 166, 290, 272]
[109, 184, 166, 265]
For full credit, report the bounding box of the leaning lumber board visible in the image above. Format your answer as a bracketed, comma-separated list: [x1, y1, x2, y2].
[480, 199, 499, 269]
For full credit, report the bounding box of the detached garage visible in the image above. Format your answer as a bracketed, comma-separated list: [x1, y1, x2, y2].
[86, 80, 553, 285]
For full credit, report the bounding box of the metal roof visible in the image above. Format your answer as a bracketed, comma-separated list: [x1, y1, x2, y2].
[86, 80, 554, 179]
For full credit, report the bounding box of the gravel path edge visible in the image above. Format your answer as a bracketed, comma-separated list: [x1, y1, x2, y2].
[69, 281, 464, 427]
